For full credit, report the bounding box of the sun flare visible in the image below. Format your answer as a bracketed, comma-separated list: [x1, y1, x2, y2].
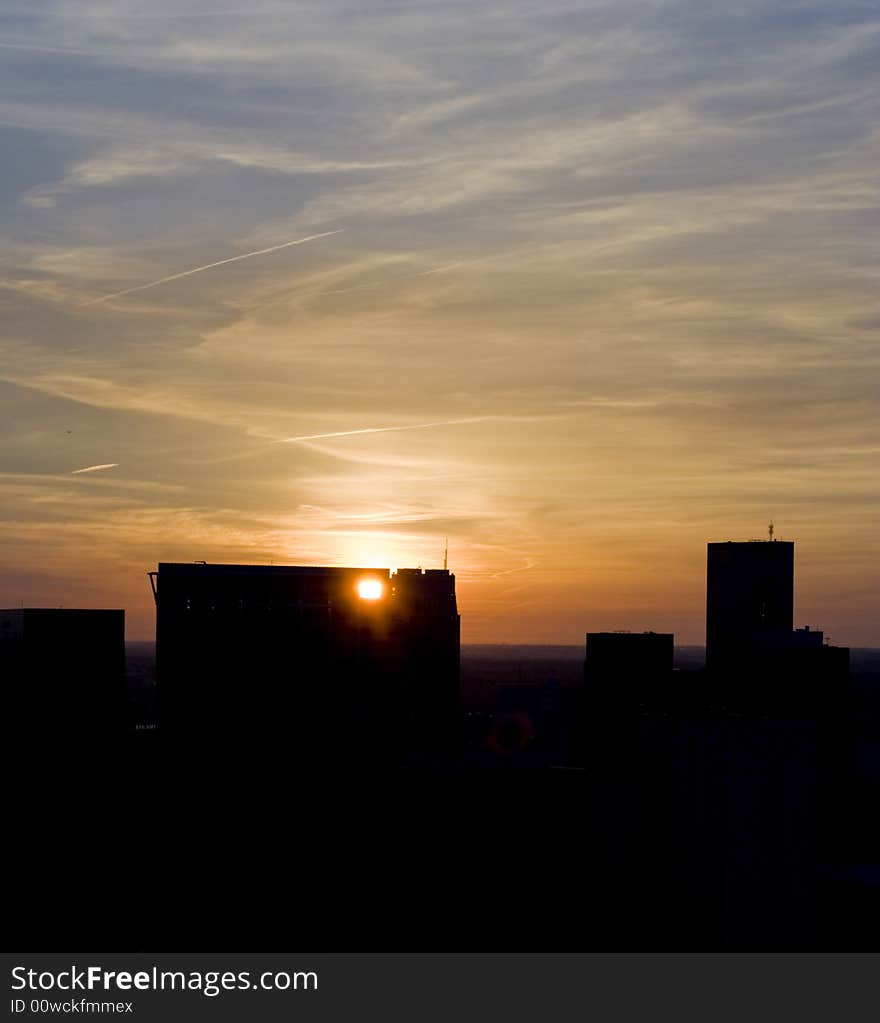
[357, 579, 383, 601]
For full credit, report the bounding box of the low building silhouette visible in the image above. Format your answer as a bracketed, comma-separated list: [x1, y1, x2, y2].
[150, 562, 460, 757]
[1, 607, 126, 739]
[585, 630, 674, 711]
[746, 626, 850, 715]
[577, 631, 676, 875]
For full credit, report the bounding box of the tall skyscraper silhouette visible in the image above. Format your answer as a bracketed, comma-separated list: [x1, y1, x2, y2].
[705, 540, 794, 671]
[705, 538, 848, 714]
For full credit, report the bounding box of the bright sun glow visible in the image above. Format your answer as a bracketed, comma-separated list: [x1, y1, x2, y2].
[357, 579, 383, 600]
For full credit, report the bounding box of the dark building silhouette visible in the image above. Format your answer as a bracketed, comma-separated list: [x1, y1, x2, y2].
[385, 567, 461, 749]
[639, 714, 821, 946]
[705, 539, 848, 713]
[660, 536, 856, 945]
[578, 631, 676, 880]
[748, 626, 850, 714]
[706, 540, 794, 671]
[151, 562, 459, 757]
[565, 630, 675, 769]
[585, 630, 674, 710]
[0, 607, 126, 738]
[573, 536, 855, 947]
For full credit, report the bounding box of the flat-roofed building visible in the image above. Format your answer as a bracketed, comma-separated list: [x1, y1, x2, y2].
[585, 630, 674, 710]
[150, 562, 460, 757]
[706, 540, 794, 670]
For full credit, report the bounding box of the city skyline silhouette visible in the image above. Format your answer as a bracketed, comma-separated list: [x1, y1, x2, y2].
[4, 0, 878, 959]
[2, 533, 866, 740]
[6, 531, 878, 952]
[3, 528, 874, 648]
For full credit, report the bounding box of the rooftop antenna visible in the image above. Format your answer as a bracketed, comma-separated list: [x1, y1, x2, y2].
[443, 537, 448, 571]
[768, 521, 775, 542]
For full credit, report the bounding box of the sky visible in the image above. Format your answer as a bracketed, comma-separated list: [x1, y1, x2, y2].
[1, 0, 878, 645]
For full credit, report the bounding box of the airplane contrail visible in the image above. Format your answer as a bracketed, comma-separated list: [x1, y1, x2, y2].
[71, 463, 119, 474]
[199, 411, 561, 466]
[81, 229, 344, 306]
[281, 417, 494, 443]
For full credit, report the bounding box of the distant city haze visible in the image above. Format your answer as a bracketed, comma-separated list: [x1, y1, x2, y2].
[1, 2, 878, 646]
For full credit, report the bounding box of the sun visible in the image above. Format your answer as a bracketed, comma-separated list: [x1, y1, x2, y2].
[357, 579, 383, 601]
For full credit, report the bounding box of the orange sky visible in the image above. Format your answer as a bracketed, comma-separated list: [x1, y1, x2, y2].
[1, 2, 878, 645]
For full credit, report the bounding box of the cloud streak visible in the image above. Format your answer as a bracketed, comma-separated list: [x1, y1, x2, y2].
[80, 230, 344, 306]
[281, 417, 497, 443]
[309, 261, 469, 299]
[70, 463, 120, 474]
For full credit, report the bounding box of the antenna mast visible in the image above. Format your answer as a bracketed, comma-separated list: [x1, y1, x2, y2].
[443, 537, 448, 571]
